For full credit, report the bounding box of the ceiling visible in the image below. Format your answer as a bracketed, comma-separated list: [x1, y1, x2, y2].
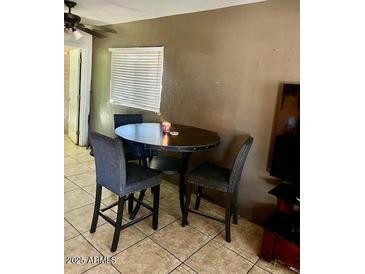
[65, 0, 266, 26]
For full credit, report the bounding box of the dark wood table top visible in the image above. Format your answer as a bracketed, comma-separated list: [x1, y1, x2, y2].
[115, 123, 220, 152]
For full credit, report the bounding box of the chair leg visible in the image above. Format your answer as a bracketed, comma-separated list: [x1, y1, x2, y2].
[90, 184, 102, 233]
[182, 183, 193, 227]
[130, 189, 146, 220]
[111, 196, 125, 252]
[195, 186, 203, 210]
[232, 193, 238, 225]
[128, 193, 134, 214]
[152, 185, 160, 230]
[225, 193, 232, 242]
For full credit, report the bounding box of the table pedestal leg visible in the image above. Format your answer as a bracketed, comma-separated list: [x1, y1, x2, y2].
[179, 152, 192, 218]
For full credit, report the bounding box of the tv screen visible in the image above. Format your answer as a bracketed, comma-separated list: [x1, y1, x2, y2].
[270, 133, 300, 184]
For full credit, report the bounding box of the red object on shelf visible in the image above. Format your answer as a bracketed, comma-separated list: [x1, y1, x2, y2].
[260, 230, 300, 270]
[277, 199, 294, 214]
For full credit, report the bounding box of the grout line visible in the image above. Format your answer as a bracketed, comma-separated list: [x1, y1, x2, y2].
[183, 263, 199, 274]
[166, 262, 184, 274]
[112, 264, 123, 274]
[246, 263, 257, 274]
[64, 186, 81, 193]
[64, 221, 103, 272]
[64, 201, 95, 214]
[250, 263, 274, 274]
[179, 237, 213, 273]
[209, 233, 260, 265]
[185, 218, 225, 239]
[181, 263, 199, 274]
[167, 262, 199, 274]
[147, 227, 183, 264]
[64, 218, 81, 241]
[80, 264, 100, 274]
[110, 235, 149, 258]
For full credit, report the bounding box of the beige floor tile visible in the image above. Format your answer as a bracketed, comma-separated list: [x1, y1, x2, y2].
[64, 177, 79, 192]
[84, 160, 96, 170]
[151, 221, 209, 261]
[84, 223, 146, 256]
[64, 220, 80, 241]
[84, 263, 120, 274]
[256, 259, 298, 274]
[170, 264, 197, 274]
[113, 237, 180, 274]
[68, 172, 96, 187]
[200, 199, 225, 217]
[65, 156, 79, 166]
[161, 180, 180, 193]
[132, 207, 176, 236]
[64, 235, 100, 274]
[65, 163, 92, 177]
[71, 152, 95, 163]
[248, 266, 271, 274]
[102, 195, 121, 214]
[186, 241, 254, 274]
[214, 217, 263, 263]
[186, 204, 225, 238]
[159, 194, 182, 219]
[83, 184, 114, 199]
[65, 204, 116, 233]
[160, 183, 179, 198]
[64, 189, 95, 212]
[65, 145, 89, 156]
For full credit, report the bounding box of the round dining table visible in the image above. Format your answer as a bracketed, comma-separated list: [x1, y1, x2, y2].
[115, 123, 220, 216]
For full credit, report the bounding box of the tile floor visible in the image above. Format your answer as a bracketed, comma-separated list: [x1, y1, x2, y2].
[64, 136, 298, 274]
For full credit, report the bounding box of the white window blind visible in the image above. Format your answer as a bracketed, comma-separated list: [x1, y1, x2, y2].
[109, 47, 164, 113]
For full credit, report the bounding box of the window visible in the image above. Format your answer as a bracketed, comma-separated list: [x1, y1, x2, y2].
[109, 47, 164, 113]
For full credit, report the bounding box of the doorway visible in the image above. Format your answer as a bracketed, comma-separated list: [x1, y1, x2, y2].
[64, 33, 92, 147]
[64, 46, 82, 145]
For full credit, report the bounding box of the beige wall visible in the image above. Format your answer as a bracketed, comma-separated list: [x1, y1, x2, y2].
[64, 48, 70, 134]
[90, 0, 299, 223]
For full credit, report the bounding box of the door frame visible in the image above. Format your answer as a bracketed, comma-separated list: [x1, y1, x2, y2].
[64, 34, 92, 146]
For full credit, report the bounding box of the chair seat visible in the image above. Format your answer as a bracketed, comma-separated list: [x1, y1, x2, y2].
[125, 163, 161, 194]
[148, 156, 182, 175]
[188, 162, 230, 192]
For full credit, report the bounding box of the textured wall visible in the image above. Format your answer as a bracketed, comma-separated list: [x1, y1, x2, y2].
[64, 48, 70, 134]
[90, 0, 299, 223]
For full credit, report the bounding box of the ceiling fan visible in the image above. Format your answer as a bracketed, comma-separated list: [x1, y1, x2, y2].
[64, 0, 116, 39]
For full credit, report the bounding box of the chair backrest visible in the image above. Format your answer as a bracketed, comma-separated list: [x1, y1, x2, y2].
[114, 114, 143, 129]
[228, 136, 254, 193]
[89, 132, 127, 195]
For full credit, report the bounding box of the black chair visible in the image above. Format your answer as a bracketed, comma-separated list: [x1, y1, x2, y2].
[182, 136, 253, 242]
[114, 114, 144, 162]
[89, 132, 161, 252]
[114, 114, 148, 215]
[88, 114, 143, 158]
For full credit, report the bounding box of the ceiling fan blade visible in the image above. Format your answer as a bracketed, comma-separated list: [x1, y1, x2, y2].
[75, 26, 106, 38]
[78, 23, 117, 34]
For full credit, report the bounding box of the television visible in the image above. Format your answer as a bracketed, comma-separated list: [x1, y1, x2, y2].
[270, 132, 300, 185]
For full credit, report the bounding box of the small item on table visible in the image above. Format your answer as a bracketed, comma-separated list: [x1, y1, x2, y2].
[169, 131, 179, 136]
[161, 122, 171, 134]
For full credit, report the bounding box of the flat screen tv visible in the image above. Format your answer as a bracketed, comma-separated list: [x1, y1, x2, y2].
[270, 132, 300, 185]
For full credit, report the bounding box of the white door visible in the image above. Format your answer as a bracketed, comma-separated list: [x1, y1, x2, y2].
[68, 48, 81, 144]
